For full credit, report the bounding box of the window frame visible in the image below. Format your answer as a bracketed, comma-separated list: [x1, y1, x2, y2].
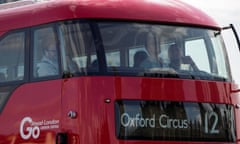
[0, 29, 29, 114]
[30, 23, 62, 82]
[0, 29, 28, 85]
[29, 20, 232, 82]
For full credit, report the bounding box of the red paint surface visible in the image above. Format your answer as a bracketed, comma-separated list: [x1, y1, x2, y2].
[0, 77, 238, 143]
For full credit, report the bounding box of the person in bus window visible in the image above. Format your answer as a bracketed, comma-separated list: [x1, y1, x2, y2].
[168, 44, 198, 71]
[37, 40, 59, 77]
[139, 33, 161, 69]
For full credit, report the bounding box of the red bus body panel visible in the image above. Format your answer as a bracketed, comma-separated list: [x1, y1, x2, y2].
[0, 0, 218, 32]
[0, 77, 238, 143]
[0, 80, 62, 143]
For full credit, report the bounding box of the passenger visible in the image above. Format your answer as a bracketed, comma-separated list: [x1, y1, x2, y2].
[139, 33, 161, 69]
[168, 44, 198, 71]
[37, 40, 59, 77]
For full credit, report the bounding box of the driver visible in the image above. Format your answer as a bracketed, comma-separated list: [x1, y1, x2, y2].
[139, 33, 161, 69]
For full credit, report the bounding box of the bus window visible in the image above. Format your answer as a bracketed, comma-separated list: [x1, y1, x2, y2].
[59, 21, 97, 73]
[211, 34, 229, 78]
[56, 21, 230, 81]
[0, 31, 25, 113]
[33, 26, 59, 78]
[185, 30, 229, 79]
[129, 46, 146, 67]
[0, 32, 25, 81]
[96, 22, 230, 81]
[185, 39, 210, 72]
[106, 51, 120, 67]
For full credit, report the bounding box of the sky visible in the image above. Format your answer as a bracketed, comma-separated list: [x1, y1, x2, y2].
[180, 0, 240, 26]
[180, 0, 240, 84]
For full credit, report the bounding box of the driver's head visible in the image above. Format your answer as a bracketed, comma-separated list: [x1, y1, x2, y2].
[168, 44, 181, 62]
[146, 33, 159, 59]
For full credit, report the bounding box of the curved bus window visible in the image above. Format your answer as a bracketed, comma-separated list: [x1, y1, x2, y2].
[57, 21, 230, 82]
[0, 32, 25, 82]
[98, 22, 230, 81]
[185, 31, 229, 79]
[0, 31, 25, 113]
[33, 26, 60, 78]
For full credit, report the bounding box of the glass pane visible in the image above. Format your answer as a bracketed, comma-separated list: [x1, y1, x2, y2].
[58, 20, 231, 81]
[0, 32, 25, 81]
[185, 39, 210, 72]
[106, 51, 120, 67]
[211, 36, 229, 78]
[59, 21, 97, 73]
[97, 22, 230, 81]
[129, 46, 146, 67]
[33, 27, 59, 77]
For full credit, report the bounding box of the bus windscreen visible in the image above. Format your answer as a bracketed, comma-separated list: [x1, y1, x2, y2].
[58, 21, 230, 81]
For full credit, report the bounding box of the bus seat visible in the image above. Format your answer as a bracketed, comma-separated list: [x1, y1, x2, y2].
[91, 59, 98, 68]
[133, 51, 147, 67]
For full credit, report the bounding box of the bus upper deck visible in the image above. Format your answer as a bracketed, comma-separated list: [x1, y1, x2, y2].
[0, 0, 239, 144]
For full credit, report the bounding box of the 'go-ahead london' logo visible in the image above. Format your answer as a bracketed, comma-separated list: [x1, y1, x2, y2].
[20, 116, 60, 140]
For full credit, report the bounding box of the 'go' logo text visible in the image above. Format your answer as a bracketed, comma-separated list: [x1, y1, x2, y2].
[20, 117, 40, 140]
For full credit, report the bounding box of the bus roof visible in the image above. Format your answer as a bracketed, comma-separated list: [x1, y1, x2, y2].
[0, 0, 219, 32]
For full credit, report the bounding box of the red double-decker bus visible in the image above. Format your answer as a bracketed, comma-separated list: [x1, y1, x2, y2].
[0, 0, 239, 143]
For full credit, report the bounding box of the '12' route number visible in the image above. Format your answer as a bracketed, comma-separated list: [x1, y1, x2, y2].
[204, 111, 219, 134]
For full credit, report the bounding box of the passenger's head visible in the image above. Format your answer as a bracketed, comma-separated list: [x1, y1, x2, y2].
[146, 33, 158, 59]
[43, 39, 57, 62]
[168, 44, 182, 69]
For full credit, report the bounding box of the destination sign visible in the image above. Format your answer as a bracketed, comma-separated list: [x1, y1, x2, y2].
[115, 100, 236, 142]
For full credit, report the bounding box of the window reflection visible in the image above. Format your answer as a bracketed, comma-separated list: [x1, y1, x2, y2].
[0, 32, 25, 81]
[58, 21, 230, 81]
